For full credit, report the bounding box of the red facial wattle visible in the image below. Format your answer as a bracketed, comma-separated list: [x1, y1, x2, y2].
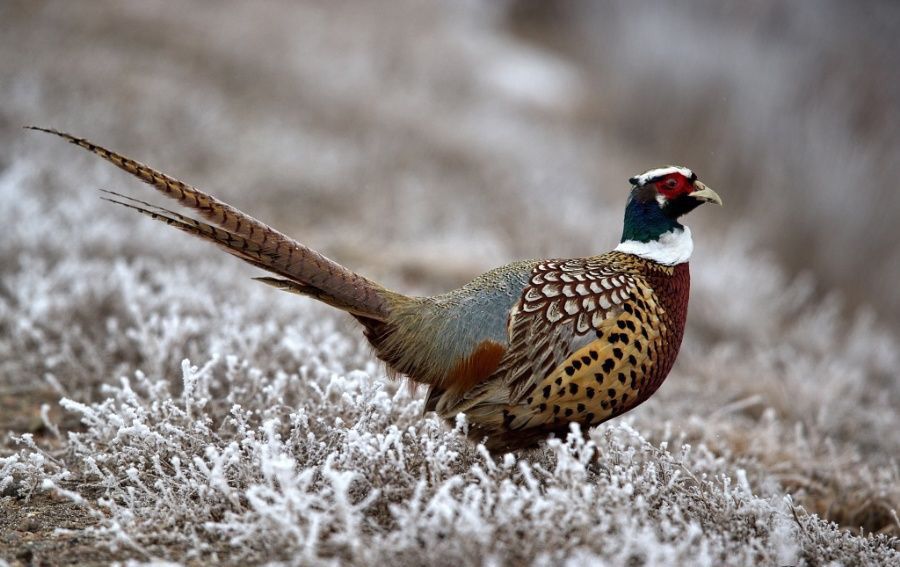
[654, 174, 692, 199]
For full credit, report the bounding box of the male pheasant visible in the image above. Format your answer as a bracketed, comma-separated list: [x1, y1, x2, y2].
[31, 127, 722, 453]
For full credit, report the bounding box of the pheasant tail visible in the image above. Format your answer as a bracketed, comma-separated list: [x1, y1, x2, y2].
[28, 126, 399, 321]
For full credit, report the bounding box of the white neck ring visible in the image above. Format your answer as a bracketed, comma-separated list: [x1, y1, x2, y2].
[614, 226, 693, 265]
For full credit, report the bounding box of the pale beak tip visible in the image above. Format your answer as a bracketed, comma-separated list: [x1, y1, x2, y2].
[690, 182, 723, 206]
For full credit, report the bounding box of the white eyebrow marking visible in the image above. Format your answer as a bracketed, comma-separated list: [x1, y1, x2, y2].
[631, 166, 694, 186]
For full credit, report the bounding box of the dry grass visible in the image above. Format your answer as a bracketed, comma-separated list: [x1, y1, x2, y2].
[1, 1, 898, 565]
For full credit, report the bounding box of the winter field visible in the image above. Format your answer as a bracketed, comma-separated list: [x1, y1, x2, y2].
[1, 1, 899, 565]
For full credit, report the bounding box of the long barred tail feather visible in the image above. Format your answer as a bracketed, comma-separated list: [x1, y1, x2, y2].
[251, 276, 345, 304]
[99, 194, 287, 273]
[98, 191, 388, 317]
[30, 126, 397, 320]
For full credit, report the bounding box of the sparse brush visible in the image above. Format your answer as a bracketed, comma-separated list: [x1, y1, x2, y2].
[1, 168, 898, 563]
[1, 1, 898, 564]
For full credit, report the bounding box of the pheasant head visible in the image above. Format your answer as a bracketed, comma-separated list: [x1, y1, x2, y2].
[616, 166, 722, 265]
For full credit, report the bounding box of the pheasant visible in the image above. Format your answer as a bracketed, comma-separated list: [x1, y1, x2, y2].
[30, 127, 722, 452]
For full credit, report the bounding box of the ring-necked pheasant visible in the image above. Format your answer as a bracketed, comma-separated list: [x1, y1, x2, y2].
[30, 127, 722, 452]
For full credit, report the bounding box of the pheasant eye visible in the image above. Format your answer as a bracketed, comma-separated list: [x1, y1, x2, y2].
[665, 178, 678, 189]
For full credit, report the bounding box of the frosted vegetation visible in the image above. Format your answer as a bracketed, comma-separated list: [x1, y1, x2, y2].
[1, 1, 898, 565]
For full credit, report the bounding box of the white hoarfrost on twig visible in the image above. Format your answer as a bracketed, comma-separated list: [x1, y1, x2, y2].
[1, 162, 898, 563]
[1, 2, 898, 563]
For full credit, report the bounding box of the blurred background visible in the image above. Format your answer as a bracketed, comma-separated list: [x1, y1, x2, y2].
[1, 0, 900, 547]
[2, 0, 898, 318]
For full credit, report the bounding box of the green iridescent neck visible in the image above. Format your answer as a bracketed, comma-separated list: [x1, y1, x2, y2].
[620, 196, 682, 243]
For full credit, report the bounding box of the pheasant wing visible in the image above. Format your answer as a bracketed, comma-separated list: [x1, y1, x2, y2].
[452, 255, 637, 416]
[501, 256, 639, 404]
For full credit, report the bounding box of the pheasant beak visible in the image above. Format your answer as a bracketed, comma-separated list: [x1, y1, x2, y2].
[689, 181, 723, 206]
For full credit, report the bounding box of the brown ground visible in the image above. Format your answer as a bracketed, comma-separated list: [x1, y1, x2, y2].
[1, 1, 898, 564]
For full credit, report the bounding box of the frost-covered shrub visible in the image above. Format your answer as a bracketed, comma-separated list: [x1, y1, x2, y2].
[1, 162, 897, 561]
[4, 355, 898, 564]
[1, 1, 898, 565]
